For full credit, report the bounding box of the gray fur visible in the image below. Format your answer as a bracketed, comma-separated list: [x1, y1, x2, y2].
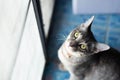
[58, 16, 120, 80]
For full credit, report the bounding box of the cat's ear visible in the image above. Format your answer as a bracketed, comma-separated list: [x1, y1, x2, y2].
[84, 16, 94, 29]
[95, 43, 110, 53]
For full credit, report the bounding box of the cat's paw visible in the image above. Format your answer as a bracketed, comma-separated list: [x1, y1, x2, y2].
[58, 63, 67, 71]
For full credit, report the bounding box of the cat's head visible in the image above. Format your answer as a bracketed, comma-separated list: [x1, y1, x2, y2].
[65, 16, 110, 57]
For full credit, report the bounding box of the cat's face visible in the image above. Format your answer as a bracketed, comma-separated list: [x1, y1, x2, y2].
[64, 16, 110, 58]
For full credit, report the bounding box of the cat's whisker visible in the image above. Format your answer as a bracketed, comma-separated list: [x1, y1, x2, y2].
[56, 38, 63, 40]
[56, 34, 67, 41]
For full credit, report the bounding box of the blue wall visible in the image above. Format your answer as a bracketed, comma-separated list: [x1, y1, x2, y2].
[51, 0, 120, 50]
[43, 0, 120, 80]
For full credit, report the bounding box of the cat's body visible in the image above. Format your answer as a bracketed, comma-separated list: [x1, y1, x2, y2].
[58, 16, 120, 80]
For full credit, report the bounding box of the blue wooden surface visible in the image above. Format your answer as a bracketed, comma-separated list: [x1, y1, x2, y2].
[43, 0, 120, 80]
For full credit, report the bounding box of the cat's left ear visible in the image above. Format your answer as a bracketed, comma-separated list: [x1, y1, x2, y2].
[95, 43, 110, 53]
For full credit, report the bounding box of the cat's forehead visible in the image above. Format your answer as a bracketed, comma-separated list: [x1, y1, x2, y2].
[69, 24, 96, 42]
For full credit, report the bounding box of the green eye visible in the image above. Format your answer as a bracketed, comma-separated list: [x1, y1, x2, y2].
[80, 44, 86, 50]
[74, 32, 80, 38]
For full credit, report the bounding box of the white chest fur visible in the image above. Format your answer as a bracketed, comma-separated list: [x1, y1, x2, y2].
[58, 42, 80, 73]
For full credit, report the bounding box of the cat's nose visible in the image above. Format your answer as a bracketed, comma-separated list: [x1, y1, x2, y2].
[69, 41, 77, 47]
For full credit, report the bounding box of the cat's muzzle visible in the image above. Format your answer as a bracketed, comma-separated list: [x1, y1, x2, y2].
[69, 41, 78, 51]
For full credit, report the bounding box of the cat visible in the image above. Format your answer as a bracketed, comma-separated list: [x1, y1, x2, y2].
[58, 16, 120, 80]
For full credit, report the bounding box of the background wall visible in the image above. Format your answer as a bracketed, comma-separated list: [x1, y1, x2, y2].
[43, 0, 120, 80]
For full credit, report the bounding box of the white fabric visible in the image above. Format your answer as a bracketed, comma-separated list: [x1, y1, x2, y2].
[0, 0, 46, 80]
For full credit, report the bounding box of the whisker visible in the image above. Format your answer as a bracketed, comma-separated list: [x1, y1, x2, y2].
[56, 34, 67, 41]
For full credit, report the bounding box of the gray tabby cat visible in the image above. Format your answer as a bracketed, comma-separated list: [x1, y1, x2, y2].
[58, 16, 120, 80]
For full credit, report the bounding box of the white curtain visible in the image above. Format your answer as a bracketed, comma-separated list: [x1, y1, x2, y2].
[0, 0, 46, 80]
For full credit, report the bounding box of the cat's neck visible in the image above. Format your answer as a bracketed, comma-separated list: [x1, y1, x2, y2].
[70, 56, 94, 80]
[74, 56, 94, 74]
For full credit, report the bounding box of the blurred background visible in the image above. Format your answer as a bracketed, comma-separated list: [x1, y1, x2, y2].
[0, 0, 120, 80]
[43, 0, 120, 80]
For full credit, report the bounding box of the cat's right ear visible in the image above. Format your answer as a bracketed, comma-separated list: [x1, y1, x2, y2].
[78, 16, 94, 31]
[84, 16, 94, 30]
[95, 43, 110, 53]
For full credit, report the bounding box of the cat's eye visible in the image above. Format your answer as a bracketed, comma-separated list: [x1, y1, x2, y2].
[80, 44, 87, 50]
[74, 32, 80, 39]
